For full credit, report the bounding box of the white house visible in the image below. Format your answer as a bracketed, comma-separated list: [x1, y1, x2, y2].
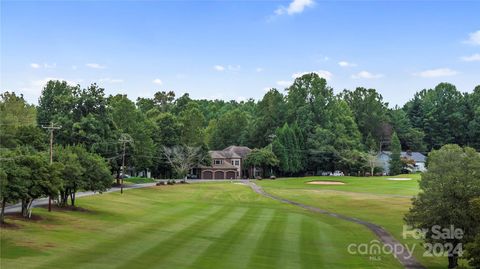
[377, 151, 427, 174]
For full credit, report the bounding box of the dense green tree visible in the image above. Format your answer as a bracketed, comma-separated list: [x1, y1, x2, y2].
[107, 94, 155, 176]
[405, 144, 480, 268]
[342, 87, 389, 146]
[388, 108, 425, 151]
[153, 90, 175, 112]
[243, 145, 279, 178]
[37, 81, 118, 157]
[178, 102, 205, 146]
[465, 85, 480, 150]
[37, 81, 77, 126]
[0, 167, 7, 223]
[150, 112, 181, 178]
[172, 93, 192, 115]
[251, 89, 286, 147]
[365, 133, 378, 152]
[70, 146, 112, 205]
[403, 83, 467, 150]
[388, 132, 402, 175]
[307, 99, 363, 173]
[55, 145, 85, 206]
[285, 73, 334, 134]
[0, 149, 63, 218]
[0, 92, 39, 149]
[206, 108, 250, 149]
[465, 198, 480, 268]
[272, 123, 303, 175]
[403, 89, 426, 130]
[136, 97, 156, 114]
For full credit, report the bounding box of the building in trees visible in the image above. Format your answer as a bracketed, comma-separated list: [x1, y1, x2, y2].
[197, 146, 251, 179]
[377, 151, 426, 175]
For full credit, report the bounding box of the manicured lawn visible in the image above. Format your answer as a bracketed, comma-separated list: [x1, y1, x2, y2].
[1, 183, 402, 269]
[123, 176, 156, 184]
[257, 174, 452, 269]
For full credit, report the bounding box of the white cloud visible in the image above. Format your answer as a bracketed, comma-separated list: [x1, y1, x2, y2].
[152, 78, 163, 85]
[86, 63, 106, 69]
[256, 67, 264, 72]
[213, 65, 225, 71]
[461, 53, 480, 62]
[338, 61, 357, 67]
[414, 68, 458, 78]
[292, 70, 333, 80]
[99, 78, 124, 83]
[351, 71, 384, 79]
[276, 80, 292, 87]
[466, 30, 480, 45]
[29, 63, 56, 69]
[275, 0, 315, 16]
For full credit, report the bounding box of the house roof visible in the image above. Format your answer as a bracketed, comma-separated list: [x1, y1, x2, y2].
[380, 151, 426, 162]
[223, 146, 251, 158]
[210, 150, 241, 159]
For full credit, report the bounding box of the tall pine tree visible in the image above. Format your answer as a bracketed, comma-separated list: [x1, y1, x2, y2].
[389, 132, 402, 175]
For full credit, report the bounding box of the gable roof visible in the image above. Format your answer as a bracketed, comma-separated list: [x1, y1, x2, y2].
[223, 146, 251, 158]
[210, 150, 241, 159]
[380, 151, 426, 162]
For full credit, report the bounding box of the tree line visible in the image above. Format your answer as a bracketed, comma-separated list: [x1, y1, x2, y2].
[1, 74, 479, 177]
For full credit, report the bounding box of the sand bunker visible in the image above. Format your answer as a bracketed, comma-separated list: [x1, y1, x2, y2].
[307, 181, 345, 185]
[386, 178, 412, 181]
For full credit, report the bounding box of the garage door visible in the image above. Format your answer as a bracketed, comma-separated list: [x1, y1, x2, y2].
[226, 171, 236, 179]
[214, 171, 225, 179]
[202, 171, 213, 179]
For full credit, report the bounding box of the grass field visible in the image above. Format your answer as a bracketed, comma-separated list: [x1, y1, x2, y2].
[1, 182, 405, 269]
[123, 177, 156, 184]
[0, 175, 454, 268]
[257, 174, 451, 268]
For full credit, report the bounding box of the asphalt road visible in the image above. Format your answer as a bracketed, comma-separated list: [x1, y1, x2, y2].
[4, 183, 157, 214]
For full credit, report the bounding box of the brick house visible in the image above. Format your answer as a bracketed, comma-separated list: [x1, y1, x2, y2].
[198, 146, 251, 179]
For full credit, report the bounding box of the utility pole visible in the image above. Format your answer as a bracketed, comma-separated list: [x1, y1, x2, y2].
[42, 122, 62, 212]
[118, 134, 133, 194]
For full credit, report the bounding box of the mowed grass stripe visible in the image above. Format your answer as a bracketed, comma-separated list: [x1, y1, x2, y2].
[246, 210, 287, 269]
[278, 213, 302, 269]
[72, 204, 218, 269]
[159, 207, 254, 269]
[130, 206, 248, 269]
[216, 208, 276, 269]
[299, 216, 325, 269]
[115, 205, 240, 269]
[188, 207, 262, 268]
[36, 203, 202, 269]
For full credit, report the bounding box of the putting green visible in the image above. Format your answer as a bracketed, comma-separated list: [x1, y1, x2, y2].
[1, 183, 402, 269]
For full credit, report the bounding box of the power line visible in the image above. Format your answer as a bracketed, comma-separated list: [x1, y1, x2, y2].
[41, 122, 62, 212]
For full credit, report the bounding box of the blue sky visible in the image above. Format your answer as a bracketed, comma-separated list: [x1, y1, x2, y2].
[1, 0, 479, 106]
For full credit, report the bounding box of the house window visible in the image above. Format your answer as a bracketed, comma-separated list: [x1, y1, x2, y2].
[214, 159, 223, 165]
[234, 160, 240, 166]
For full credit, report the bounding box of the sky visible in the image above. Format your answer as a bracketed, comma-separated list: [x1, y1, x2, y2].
[1, 0, 479, 106]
